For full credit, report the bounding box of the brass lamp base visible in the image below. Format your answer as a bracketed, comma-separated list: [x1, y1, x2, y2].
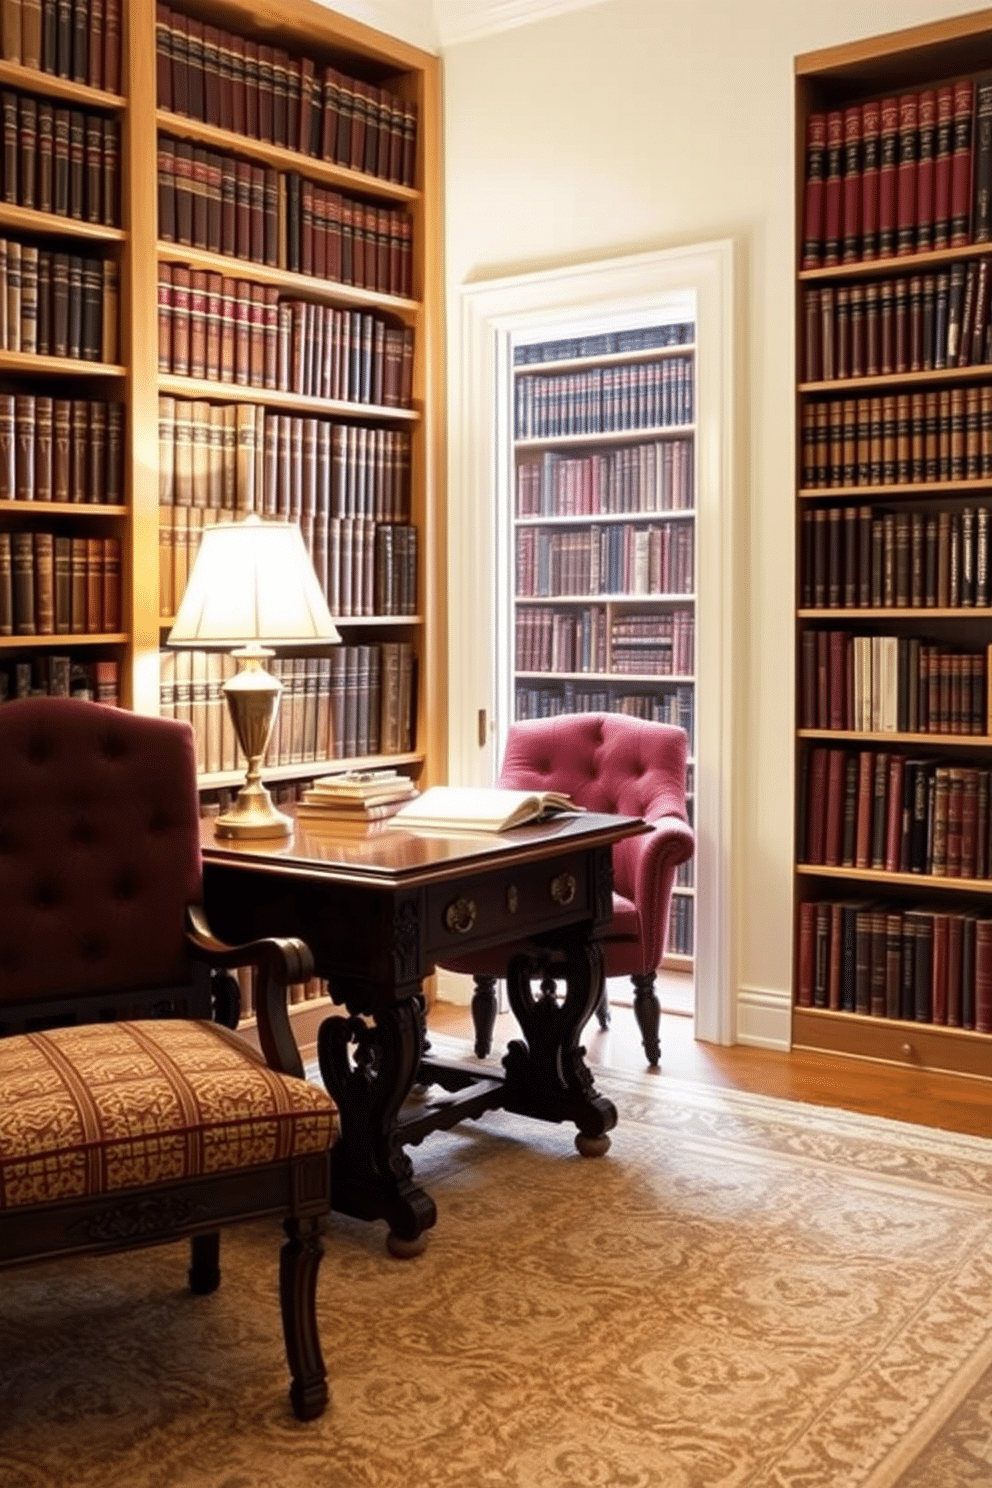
[215, 645, 292, 840]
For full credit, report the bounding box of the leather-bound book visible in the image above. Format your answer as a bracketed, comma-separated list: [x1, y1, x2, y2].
[41, 0, 54, 72]
[321, 66, 341, 161]
[335, 72, 354, 165]
[216, 26, 232, 128]
[204, 272, 221, 379]
[101, 256, 117, 363]
[298, 56, 314, 155]
[84, 111, 101, 223]
[85, 533, 102, 631]
[156, 2, 172, 108]
[187, 15, 204, 120]
[189, 268, 206, 378]
[230, 33, 245, 134]
[272, 47, 288, 146]
[203, 24, 220, 126]
[53, 533, 69, 631]
[85, 0, 101, 88]
[70, 0, 85, 84]
[67, 107, 83, 219]
[170, 8, 188, 116]
[68, 532, 85, 629]
[174, 140, 193, 245]
[349, 79, 367, 173]
[102, 0, 119, 94]
[205, 150, 221, 251]
[34, 529, 54, 633]
[234, 401, 256, 514]
[262, 165, 278, 266]
[913, 88, 936, 252]
[285, 170, 300, 272]
[234, 158, 250, 258]
[364, 86, 384, 178]
[894, 92, 918, 256]
[248, 283, 264, 386]
[36, 100, 53, 212]
[18, 96, 37, 210]
[35, 393, 52, 500]
[257, 44, 273, 142]
[233, 278, 249, 383]
[55, 0, 70, 78]
[804, 115, 830, 262]
[191, 147, 208, 249]
[840, 104, 861, 263]
[950, 79, 975, 246]
[0, 394, 13, 499]
[1, 0, 21, 62]
[101, 116, 117, 225]
[326, 189, 342, 281]
[157, 262, 172, 372]
[263, 285, 277, 388]
[1, 90, 16, 204]
[974, 73, 992, 244]
[87, 397, 105, 502]
[244, 38, 259, 138]
[219, 275, 234, 379]
[51, 396, 69, 499]
[69, 397, 86, 500]
[249, 163, 264, 262]
[19, 242, 37, 354]
[14, 393, 34, 501]
[157, 136, 175, 241]
[11, 529, 34, 632]
[311, 186, 327, 279]
[105, 400, 121, 502]
[300, 179, 313, 276]
[80, 256, 100, 360]
[52, 104, 68, 213]
[220, 155, 235, 253]
[100, 534, 118, 630]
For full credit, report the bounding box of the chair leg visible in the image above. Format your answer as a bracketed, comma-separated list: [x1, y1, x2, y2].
[471, 975, 499, 1057]
[188, 1231, 221, 1294]
[632, 972, 662, 1067]
[280, 1215, 329, 1421]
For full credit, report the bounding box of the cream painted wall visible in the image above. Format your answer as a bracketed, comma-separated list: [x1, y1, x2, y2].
[441, 0, 976, 1028]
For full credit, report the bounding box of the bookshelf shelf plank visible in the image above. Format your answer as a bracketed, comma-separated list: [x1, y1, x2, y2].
[798, 240, 988, 283]
[516, 425, 696, 453]
[155, 110, 420, 206]
[0, 353, 126, 377]
[0, 502, 128, 516]
[516, 670, 695, 684]
[156, 243, 419, 319]
[797, 862, 992, 894]
[800, 366, 992, 394]
[0, 205, 126, 244]
[798, 607, 992, 620]
[516, 511, 696, 526]
[517, 594, 696, 606]
[516, 342, 696, 376]
[0, 61, 126, 110]
[799, 728, 992, 746]
[156, 374, 420, 424]
[799, 481, 992, 499]
[1, 634, 127, 648]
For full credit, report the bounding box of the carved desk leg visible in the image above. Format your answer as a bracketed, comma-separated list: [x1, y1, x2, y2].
[317, 988, 437, 1257]
[500, 927, 617, 1156]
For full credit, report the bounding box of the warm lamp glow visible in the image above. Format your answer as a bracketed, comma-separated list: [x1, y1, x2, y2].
[167, 517, 341, 840]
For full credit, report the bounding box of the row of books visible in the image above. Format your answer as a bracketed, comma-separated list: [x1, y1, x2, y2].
[801, 503, 992, 611]
[0, 240, 117, 362]
[801, 747, 992, 879]
[675, 854, 694, 890]
[215, 961, 331, 1020]
[514, 358, 695, 440]
[800, 389, 992, 489]
[160, 641, 415, 772]
[515, 440, 694, 518]
[0, 395, 123, 504]
[1, 94, 119, 226]
[0, 654, 119, 704]
[0, 0, 121, 92]
[796, 897, 992, 1030]
[800, 77, 992, 269]
[514, 521, 694, 598]
[155, 4, 416, 188]
[800, 630, 990, 736]
[514, 323, 695, 365]
[802, 261, 992, 384]
[610, 613, 695, 678]
[158, 139, 414, 298]
[514, 684, 695, 734]
[667, 894, 694, 958]
[0, 531, 120, 635]
[158, 274, 414, 407]
[515, 606, 698, 682]
[158, 400, 411, 523]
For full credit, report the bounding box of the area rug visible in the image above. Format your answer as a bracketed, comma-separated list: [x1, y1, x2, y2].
[3, 1052, 992, 1488]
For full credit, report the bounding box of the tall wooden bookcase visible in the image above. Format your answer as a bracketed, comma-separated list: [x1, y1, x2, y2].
[794, 12, 992, 1078]
[0, 0, 444, 793]
[509, 323, 697, 971]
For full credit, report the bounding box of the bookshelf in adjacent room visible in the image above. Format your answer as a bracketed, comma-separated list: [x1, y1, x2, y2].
[794, 14, 992, 1078]
[510, 322, 696, 972]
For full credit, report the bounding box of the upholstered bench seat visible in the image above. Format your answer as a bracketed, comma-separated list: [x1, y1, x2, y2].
[0, 1020, 340, 1212]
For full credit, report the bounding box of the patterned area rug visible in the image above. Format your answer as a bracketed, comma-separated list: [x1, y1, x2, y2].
[3, 1052, 992, 1488]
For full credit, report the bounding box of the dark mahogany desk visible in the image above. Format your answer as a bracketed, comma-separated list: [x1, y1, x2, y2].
[200, 808, 647, 1255]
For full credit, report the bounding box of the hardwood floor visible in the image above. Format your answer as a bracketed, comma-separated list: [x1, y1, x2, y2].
[428, 997, 992, 1140]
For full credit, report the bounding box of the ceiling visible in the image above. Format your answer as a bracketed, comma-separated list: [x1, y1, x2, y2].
[316, 0, 610, 51]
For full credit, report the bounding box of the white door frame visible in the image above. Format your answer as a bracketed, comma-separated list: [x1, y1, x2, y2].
[448, 241, 740, 1045]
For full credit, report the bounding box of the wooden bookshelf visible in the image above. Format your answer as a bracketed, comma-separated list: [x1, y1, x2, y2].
[510, 326, 697, 969]
[794, 12, 992, 1077]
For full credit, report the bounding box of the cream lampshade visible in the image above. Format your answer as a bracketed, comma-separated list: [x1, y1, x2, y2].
[167, 516, 340, 840]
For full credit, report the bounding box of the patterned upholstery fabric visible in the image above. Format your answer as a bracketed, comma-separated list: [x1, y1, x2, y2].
[0, 1020, 340, 1212]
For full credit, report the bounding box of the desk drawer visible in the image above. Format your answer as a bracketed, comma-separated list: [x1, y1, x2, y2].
[425, 849, 594, 955]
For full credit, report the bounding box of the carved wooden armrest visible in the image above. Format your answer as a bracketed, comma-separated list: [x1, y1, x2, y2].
[185, 905, 314, 1080]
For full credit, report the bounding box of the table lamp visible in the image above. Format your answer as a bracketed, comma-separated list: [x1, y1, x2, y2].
[167, 515, 340, 839]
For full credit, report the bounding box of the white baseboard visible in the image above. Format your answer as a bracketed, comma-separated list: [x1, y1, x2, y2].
[735, 986, 792, 1051]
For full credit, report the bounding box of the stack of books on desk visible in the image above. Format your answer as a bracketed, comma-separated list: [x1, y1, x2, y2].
[295, 769, 418, 827]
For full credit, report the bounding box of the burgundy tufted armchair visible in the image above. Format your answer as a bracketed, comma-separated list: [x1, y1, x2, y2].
[442, 713, 695, 1067]
[0, 698, 340, 1420]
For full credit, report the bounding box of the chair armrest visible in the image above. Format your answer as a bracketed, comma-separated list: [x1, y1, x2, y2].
[627, 815, 696, 964]
[185, 905, 314, 1080]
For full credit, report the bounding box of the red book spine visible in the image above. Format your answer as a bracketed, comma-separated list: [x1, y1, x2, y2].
[976, 919, 992, 1033]
[950, 78, 975, 246]
[797, 899, 816, 1007]
[896, 92, 918, 256]
[932, 912, 949, 1024]
[877, 96, 899, 257]
[884, 753, 904, 871]
[801, 111, 827, 269]
[822, 110, 844, 267]
[824, 747, 845, 866]
[855, 748, 874, 869]
[932, 84, 954, 249]
[805, 745, 828, 865]
[915, 88, 936, 252]
[840, 105, 862, 263]
[860, 99, 880, 260]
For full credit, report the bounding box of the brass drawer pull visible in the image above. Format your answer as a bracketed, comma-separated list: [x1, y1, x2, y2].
[444, 897, 477, 934]
[550, 872, 576, 906]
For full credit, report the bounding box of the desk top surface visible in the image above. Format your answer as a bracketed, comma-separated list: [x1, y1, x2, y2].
[200, 808, 648, 888]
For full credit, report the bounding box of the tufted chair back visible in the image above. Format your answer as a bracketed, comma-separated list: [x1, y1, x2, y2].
[0, 698, 202, 1009]
[499, 712, 689, 942]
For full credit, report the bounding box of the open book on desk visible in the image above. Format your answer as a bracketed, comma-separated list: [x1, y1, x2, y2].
[390, 785, 584, 833]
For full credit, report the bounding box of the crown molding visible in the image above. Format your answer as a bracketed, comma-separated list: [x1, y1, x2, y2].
[314, 0, 611, 52]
